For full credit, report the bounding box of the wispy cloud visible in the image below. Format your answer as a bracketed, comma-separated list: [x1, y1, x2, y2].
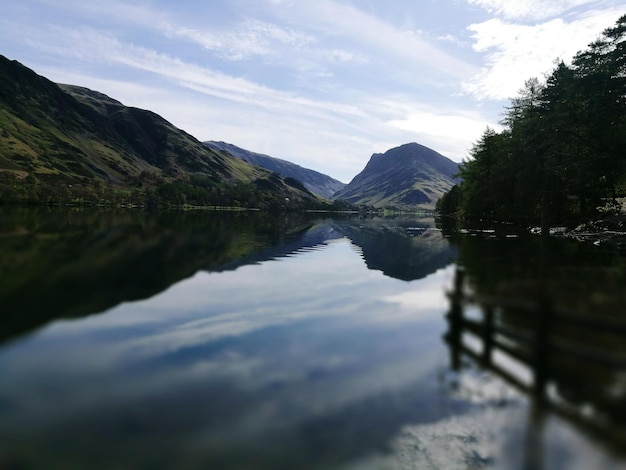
[28, 0, 375, 93]
[466, 0, 598, 21]
[327, 49, 369, 65]
[31, 26, 366, 119]
[168, 19, 314, 61]
[19, 25, 382, 180]
[266, 0, 480, 81]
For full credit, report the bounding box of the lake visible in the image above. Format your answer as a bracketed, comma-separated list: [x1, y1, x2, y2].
[1, 208, 625, 469]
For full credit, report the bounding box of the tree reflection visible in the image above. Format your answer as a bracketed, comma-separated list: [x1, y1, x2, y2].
[0, 208, 318, 343]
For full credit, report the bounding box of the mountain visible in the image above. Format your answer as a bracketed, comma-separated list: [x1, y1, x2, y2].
[0, 55, 321, 209]
[333, 143, 459, 209]
[204, 140, 346, 198]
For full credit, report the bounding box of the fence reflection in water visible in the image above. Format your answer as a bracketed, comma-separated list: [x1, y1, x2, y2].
[444, 267, 626, 467]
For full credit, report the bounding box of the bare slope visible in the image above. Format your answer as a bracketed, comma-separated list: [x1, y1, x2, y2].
[333, 143, 459, 209]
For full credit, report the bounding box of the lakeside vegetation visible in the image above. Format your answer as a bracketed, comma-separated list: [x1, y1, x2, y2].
[0, 168, 357, 211]
[437, 15, 626, 230]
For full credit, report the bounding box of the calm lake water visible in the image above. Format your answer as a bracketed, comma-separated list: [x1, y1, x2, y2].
[1, 209, 626, 469]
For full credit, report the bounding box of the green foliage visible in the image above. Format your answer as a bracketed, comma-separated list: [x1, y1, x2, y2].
[435, 184, 461, 215]
[457, 128, 517, 220]
[439, 14, 626, 227]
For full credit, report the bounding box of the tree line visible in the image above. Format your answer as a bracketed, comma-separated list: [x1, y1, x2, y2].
[437, 15, 626, 230]
[0, 170, 346, 211]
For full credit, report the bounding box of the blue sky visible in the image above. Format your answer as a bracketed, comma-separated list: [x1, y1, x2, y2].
[1, 0, 624, 182]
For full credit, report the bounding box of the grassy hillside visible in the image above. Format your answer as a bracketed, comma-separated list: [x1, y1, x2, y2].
[0, 55, 325, 210]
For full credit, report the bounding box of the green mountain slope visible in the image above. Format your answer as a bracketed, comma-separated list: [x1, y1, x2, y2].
[333, 143, 459, 209]
[0, 55, 322, 209]
[205, 140, 346, 198]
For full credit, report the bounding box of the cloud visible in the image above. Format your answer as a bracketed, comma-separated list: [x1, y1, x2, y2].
[30, 20, 489, 162]
[32, 26, 365, 120]
[267, 0, 479, 81]
[327, 49, 369, 65]
[466, 0, 598, 21]
[387, 113, 493, 159]
[168, 19, 314, 61]
[374, 96, 496, 159]
[462, 8, 624, 100]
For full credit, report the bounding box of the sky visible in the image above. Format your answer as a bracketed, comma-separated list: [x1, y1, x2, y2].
[1, 1, 624, 183]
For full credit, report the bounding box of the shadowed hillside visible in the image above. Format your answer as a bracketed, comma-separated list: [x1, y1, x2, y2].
[205, 140, 346, 198]
[334, 143, 458, 209]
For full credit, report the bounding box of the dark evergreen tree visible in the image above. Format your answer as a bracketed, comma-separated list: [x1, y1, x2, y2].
[572, 14, 626, 204]
[458, 128, 515, 221]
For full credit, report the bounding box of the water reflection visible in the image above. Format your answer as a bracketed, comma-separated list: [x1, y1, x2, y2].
[1, 208, 317, 342]
[443, 229, 626, 469]
[0, 210, 458, 469]
[333, 218, 456, 281]
[0, 209, 453, 344]
[2, 210, 626, 468]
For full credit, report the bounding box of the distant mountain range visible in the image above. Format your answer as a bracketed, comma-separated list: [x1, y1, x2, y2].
[334, 143, 459, 209]
[0, 55, 459, 210]
[0, 55, 322, 209]
[205, 140, 459, 209]
[204, 141, 345, 199]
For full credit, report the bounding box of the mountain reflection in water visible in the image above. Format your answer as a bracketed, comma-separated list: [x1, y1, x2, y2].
[1, 209, 625, 469]
[0, 209, 455, 343]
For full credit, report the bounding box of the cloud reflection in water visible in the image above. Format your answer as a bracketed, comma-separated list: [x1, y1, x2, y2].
[0, 237, 459, 469]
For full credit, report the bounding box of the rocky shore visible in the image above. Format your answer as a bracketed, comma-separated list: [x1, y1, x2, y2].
[560, 214, 626, 247]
